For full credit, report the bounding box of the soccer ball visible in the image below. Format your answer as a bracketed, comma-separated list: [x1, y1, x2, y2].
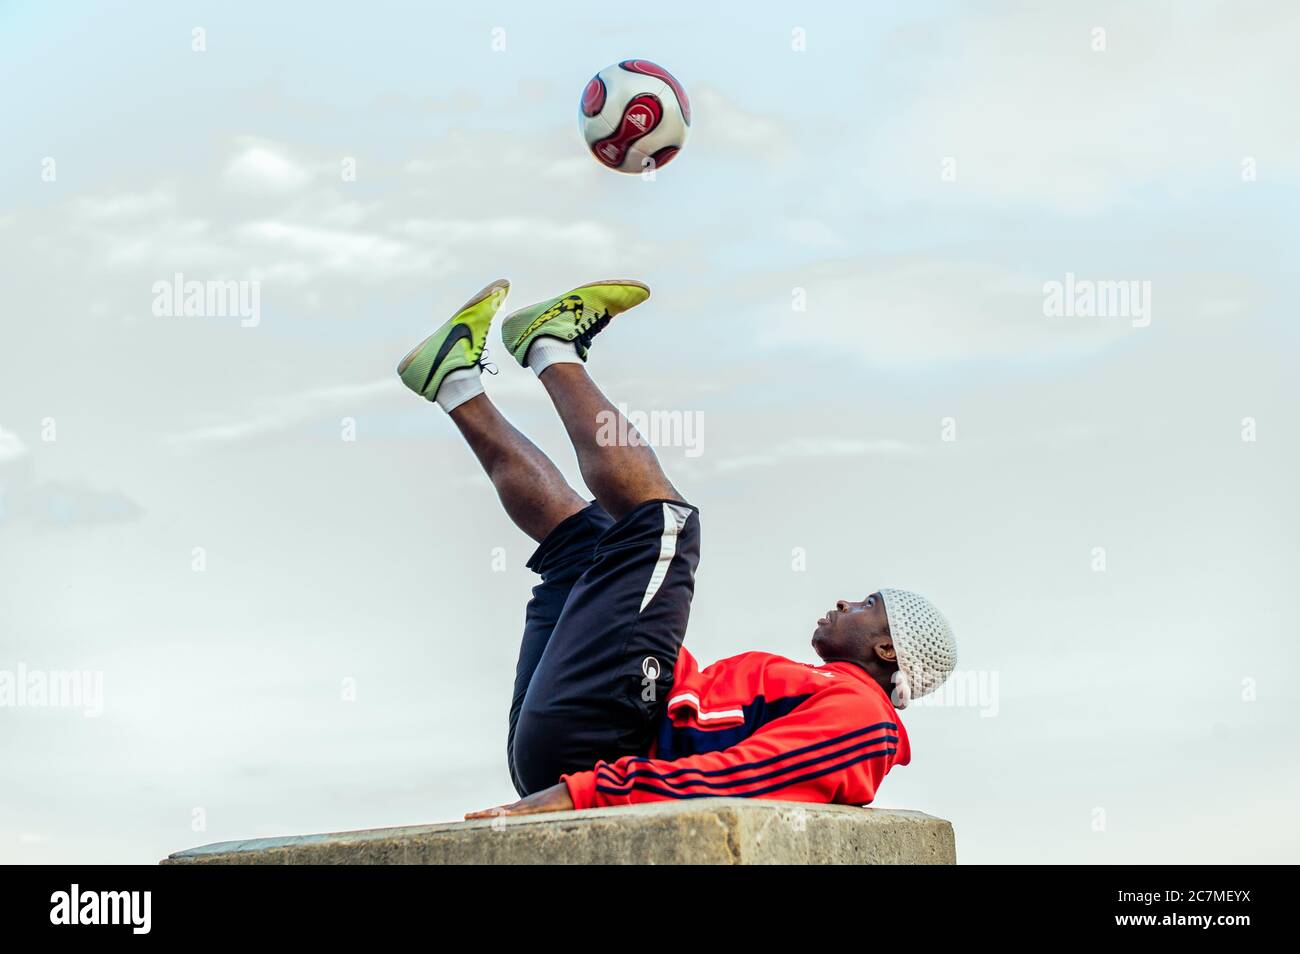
[578, 60, 690, 174]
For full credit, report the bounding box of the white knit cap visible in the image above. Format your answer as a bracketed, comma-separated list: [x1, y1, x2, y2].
[879, 588, 957, 709]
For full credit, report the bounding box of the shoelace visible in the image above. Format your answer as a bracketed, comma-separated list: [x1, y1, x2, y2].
[478, 345, 500, 376]
[573, 309, 612, 351]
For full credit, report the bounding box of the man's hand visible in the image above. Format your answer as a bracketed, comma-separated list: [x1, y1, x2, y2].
[465, 782, 574, 820]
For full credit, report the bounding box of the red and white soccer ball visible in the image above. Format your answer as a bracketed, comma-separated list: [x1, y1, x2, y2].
[579, 60, 690, 174]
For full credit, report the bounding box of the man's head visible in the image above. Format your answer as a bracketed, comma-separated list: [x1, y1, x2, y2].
[812, 588, 957, 708]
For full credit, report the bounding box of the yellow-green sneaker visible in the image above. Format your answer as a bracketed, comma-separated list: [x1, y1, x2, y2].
[501, 279, 650, 367]
[397, 278, 510, 401]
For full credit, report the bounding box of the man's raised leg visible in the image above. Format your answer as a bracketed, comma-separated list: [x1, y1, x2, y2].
[448, 394, 586, 543]
[395, 277, 587, 543]
[397, 280, 617, 798]
[485, 279, 700, 801]
[539, 363, 682, 521]
[499, 278, 685, 521]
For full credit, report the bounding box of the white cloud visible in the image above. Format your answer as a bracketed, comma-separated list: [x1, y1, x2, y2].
[237, 220, 429, 282]
[74, 187, 175, 220]
[692, 85, 790, 161]
[52, 135, 629, 291]
[170, 379, 399, 446]
[29, 481, 144, 527]
[0, 427, 28, 462]
[710, 436, 921, 474]
[864, 2, 1300, 210]
[314, 198, 376, 228]
[98, 218, 224, 270]
[224, 142, 312, 192]
[759, 257, 1139, 366]
[394, 217, 620, 268]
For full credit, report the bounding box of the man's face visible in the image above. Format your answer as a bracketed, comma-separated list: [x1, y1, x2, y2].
[812, 592, 892, 664]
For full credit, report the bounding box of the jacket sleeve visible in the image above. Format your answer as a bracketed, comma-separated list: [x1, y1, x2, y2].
[561, 686, 901, 809]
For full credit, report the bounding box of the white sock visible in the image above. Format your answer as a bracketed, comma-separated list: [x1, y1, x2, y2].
[435, 366, 484, 413]
[527, 337, 581, 377]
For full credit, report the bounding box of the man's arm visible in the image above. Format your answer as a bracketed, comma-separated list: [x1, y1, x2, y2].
[466, 782, 573, 819]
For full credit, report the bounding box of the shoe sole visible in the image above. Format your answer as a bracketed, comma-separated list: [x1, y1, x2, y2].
[570, 278, 650, 295]
[397, 278, 510, 375]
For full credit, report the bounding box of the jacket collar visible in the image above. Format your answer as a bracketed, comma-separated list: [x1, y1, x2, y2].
[820, 659, 894, 701]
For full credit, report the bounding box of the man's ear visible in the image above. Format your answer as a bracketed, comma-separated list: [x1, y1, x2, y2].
[874, 640, 897, 664]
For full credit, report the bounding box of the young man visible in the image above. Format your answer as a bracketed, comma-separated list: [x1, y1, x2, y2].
[397, 278, 958, 819]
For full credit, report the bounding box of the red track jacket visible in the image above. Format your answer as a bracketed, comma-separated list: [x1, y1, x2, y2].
[562, 646, 910, 809]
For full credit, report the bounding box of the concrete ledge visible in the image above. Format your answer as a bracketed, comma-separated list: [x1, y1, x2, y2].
[163, 800, 956, 865]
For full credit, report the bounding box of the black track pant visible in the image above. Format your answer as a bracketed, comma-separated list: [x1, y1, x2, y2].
[506, 498, 701, 797]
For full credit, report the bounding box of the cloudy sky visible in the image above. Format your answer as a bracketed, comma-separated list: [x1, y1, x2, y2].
[2, 0, 1297, 864]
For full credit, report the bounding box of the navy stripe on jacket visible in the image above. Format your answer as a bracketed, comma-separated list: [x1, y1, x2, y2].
[654, 693, 811, 760]
[595, 747, 898, 800]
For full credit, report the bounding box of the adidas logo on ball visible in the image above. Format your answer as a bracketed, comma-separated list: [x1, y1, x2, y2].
[579, 59, 690, 174]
